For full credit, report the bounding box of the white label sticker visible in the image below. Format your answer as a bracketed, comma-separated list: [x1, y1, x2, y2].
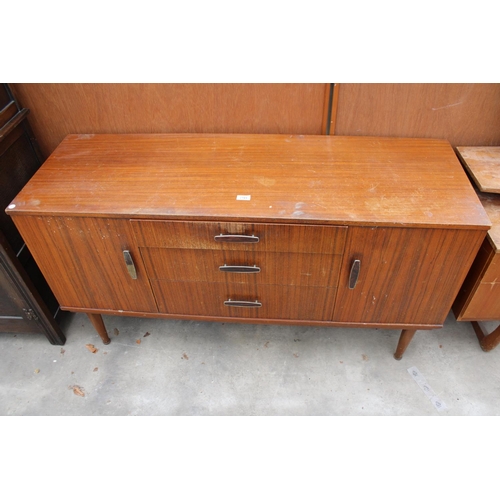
[236, 195, 251, 201]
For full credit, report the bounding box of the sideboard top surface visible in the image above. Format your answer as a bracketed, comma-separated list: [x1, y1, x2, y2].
[6, 134, 491, 229]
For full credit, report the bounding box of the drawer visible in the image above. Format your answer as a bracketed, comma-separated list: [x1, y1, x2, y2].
[454, 237, 500, 321]
[151, 281, 337, 321]
[458, 283, 500, 320]
[140, 247, 342, 287]
[132, 220, 347, 255]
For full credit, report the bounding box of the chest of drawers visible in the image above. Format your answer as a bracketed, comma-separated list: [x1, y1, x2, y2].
[453, 147, 500, 351]
[6, 134, 490, 359]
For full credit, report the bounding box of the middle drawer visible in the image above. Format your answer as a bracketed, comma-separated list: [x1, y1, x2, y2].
[139, 248, 343, 287]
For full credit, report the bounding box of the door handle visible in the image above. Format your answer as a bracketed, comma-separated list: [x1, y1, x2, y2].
[224, 299, 262, 308]
[219, 264, 261, 273]
[123, 250, 138, 279]
[349, 259, 361, 289]
[214, 234, 259, 243]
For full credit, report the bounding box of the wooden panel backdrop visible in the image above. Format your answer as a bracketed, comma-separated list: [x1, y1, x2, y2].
[10, 83, 500, 157]
[10, 84, 331, 158]
[333, 83, 500, 146]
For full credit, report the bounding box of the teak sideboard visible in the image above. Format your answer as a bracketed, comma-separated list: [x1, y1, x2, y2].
[5, 134, 491, 359]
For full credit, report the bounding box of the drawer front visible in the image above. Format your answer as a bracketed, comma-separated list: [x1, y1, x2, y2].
[458, 283, 500, 320]
[454, 242, 500, 320]
[140, 247, 342, 287]
[132, 220, 347, 255]
[477, 249, 500, 284]
[151, 281, 336, 321]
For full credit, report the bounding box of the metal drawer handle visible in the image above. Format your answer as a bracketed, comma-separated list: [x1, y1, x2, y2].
[224, 299, 262, 308]
[219, 264, 261, 273]
[349, 259, 361, 289]
[214, 234, 259, 243]
[123, 250, 138, 279]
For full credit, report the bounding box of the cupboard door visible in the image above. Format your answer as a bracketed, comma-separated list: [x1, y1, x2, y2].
[333, 227, 485, 325]
[11, 216, 157, 313]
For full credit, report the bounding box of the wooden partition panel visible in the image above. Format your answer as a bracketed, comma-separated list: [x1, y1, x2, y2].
[11, 84, 330, 158]
[334, 84, 500, 146]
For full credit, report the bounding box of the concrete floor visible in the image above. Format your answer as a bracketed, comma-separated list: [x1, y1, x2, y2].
[1, 311, 500, 415]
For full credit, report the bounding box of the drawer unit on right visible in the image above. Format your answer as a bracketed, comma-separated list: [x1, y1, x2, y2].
[453, 191, 500, 321]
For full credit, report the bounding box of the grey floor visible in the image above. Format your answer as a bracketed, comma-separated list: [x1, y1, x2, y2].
[1, 311, 499, 415]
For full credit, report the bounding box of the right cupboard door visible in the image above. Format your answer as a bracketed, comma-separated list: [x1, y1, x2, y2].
[332, 227, 485, 326]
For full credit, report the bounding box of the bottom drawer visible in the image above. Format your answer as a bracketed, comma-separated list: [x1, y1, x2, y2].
[151, 281, 336, 321]
[454, 237, 500, 321]
[457, 283, 500, 320]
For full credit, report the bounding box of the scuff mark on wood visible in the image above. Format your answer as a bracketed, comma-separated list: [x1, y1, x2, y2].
[431, 102, 463, 111]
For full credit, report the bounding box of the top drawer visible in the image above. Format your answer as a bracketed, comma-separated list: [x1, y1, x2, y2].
[132, 220, 347, 255]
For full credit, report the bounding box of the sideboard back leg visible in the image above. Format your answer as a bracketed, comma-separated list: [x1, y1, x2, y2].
[472, 321, 500, 352]
[394, 329, 417, 360]
[87, 313, 111, 345]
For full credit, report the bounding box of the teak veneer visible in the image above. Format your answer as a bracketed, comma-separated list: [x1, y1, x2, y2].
[453, 147, 500, 351]
[6, 134, 491, 358]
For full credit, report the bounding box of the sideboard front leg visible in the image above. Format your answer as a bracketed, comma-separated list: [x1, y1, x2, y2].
[87, 313, 111, 345]
[394, 329, 417, 360]
[472, 321, 500, 352]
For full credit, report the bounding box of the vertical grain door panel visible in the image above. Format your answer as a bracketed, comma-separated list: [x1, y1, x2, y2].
[333, 227, 486, 325]
[10, 216, 157, 312]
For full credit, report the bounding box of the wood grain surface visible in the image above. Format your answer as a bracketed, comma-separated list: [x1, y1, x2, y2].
[333, 227, 486, 325]
[334, 84, 500, 146]
[151, 280, 337, 321]
[10, 216, 157, 312]
[460, 283, 500, 320]
[10, 84, 330, 158]
[6, 134, 490, 230]
[476, 192, 500, 251]
[457, 147, 500, 193]
[140, 247, 343, 287]
[453, 238, 500, 321]
[132, 221, 347, 254]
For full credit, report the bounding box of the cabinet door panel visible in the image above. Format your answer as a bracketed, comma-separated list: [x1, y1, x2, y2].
[333, 227, 485, 325]
[11, 216, 157, 312]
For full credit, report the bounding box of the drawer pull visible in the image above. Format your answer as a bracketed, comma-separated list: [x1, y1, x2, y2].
[123, 250, 138, 279]
[224, 299, 262, 308]
[214, 234, 259, 243]
[219, 264, 261, 273]
[349, 259, 361, 289]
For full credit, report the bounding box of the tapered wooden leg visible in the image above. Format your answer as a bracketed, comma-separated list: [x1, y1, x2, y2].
[87, 313, 111, 345]
[394, 329, 417, 360]
[472, 322, 500, 352]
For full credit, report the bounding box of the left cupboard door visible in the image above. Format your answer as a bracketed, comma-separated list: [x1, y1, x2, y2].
[10, 216, 158, 313]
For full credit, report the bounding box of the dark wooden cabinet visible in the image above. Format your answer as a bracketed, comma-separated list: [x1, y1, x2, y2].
[0, 84, 65, 344]
[6, 134, 490, 357]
